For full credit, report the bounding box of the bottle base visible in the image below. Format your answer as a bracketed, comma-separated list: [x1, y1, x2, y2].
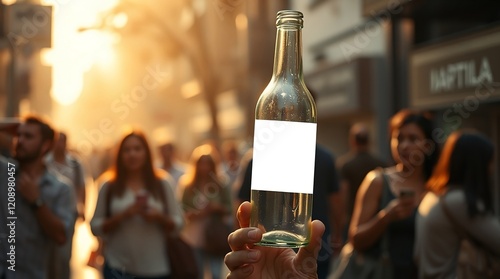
[255, 230, 309, 248]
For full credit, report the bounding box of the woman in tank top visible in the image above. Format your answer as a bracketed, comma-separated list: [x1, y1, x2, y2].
[347, 109, 440, 279]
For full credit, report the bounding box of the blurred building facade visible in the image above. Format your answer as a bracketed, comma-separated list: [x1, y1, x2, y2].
[0, 0, 52, 118]
[403, 0, 500, 215]
[1, 0, 253, 162]
[291, 0, 391, 161]
[290, 0, 500, 214]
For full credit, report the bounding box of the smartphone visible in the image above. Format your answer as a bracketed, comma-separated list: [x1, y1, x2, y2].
[135, 192, 149, 209]
[399, 188, 416, 199]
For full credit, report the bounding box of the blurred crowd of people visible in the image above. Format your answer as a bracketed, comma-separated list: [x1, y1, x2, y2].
[225, 109, 500, 279]
[0, 114, 246, 279]
[0, 108, 499, 279]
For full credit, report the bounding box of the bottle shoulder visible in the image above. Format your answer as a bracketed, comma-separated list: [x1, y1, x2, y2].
[255, 82, 316, 122]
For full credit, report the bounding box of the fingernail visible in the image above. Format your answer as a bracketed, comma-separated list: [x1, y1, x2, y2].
[248, 250, 260, 261]
[248, 229, 259, 240]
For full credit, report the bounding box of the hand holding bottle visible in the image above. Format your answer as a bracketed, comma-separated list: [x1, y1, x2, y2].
[224, 202, 325, 279]
[250, 10, 317, 248]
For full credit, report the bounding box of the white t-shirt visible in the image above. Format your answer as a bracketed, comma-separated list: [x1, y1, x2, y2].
[90, 179, 184, 277]
[415, 189, 500, 279]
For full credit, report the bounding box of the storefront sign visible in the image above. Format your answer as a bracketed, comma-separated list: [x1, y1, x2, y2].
[410, 25, 500, 109]
[430, 57, 493, 94]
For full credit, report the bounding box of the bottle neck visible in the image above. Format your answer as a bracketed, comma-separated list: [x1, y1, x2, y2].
[272, 26, 303, 80]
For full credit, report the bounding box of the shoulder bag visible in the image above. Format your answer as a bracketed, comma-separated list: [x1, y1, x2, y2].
[203, 183, 232, 257]
[158, 181, 199, 279]
[204, 213, 232, 257]
[331, 169, 393, 279]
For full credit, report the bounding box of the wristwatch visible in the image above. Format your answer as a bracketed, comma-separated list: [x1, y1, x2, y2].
[31, 197, 45, 210]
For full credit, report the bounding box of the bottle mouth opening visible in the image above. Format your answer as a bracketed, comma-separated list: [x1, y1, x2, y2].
[276, 10, 303, 28]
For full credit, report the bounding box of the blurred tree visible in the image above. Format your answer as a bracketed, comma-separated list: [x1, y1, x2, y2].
[91, 0, 241, 144]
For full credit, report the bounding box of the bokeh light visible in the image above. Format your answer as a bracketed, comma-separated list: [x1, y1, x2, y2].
[44, 0, 119, 106]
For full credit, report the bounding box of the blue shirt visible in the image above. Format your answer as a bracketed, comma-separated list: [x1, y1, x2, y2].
[0, 156, 75, 279]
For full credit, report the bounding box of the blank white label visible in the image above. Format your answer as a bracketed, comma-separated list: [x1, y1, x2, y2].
[251, 119, 317, 194]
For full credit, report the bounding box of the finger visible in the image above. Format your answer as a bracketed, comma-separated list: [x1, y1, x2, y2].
[237, 201, 252, 228]
[226, 264, 254, 278]
[295, 220, 325, 272]
[224, 249, 261, 271]
[227, 227, 262, 251]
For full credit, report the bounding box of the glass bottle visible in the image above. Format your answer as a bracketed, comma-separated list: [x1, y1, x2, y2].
[250, 10, 317, 248]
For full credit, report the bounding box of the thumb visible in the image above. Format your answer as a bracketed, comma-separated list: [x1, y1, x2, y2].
[295, 220, 325, 276]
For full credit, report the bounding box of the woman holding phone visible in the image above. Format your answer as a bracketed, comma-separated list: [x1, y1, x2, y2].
[90, 130, 184, 279]
[343, 109, 440, 279]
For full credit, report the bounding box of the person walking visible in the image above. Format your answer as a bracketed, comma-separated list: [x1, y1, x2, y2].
[179, 143, 232, 279]
[337, 122, 387, 239]
[415, 130, 500, 278]
[220, 140, 243, 201]
[45, 131, 87, 220]
[90, 130, 184, 279]
[45, 131, 87, 279]
[158, 142, 186, 192]
[343, 109, 440, 279]
[0, 115, 75, 279]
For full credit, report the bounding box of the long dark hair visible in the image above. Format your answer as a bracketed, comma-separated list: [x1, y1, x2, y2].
[427, 130, 494, 217]
[109, 130, 163, 200]
[389, 109, 440, 180]
[183, 143, 222, 188]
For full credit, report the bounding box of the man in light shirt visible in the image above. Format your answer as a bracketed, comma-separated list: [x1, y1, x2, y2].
[0, 115, 74, 279]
